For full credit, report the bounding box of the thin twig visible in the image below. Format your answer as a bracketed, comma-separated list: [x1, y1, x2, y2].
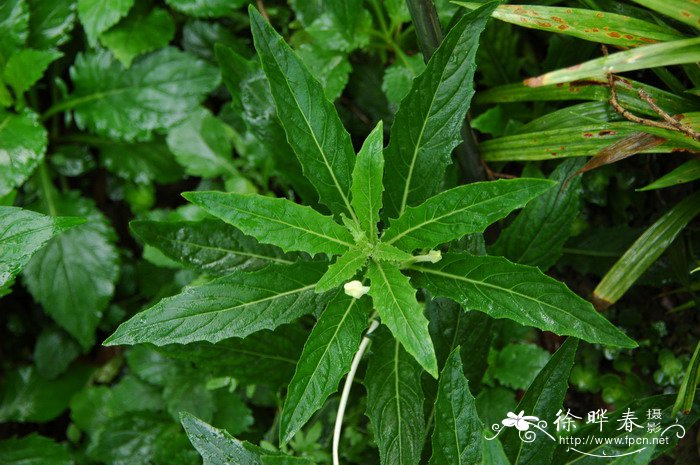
[256, 0, 269, 20]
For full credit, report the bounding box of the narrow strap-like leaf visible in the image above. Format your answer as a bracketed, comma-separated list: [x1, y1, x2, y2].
[429, 348, 483, 465]
[383, 2, 497, 218]
[249, 6, 356, 219]
[183, 191, 354, 256]
[409, 252, 636, 348]
[382, 178, 554, 251]
[367, 260, 438, 377]
[365, 328, 425, 465]
[104, 262, 329, 346]
[351, 121, 384, 241]
[279, 291, 369, 442]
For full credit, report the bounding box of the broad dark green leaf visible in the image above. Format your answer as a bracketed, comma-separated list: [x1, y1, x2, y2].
[365, 328, 425, 465]
[156, 323, 307, 388]
[131, 219, 295, 275]
[249, 6, 356, 218]
[487, 343, 550, 390]
[0, 206, 84, 287]
[181, 412, 271, 465]
[526, 37, 700, 87]
[367, 260, 438, 377]
[0, 110, 47, 196]
[66, 48, 220, 141]
[166, 108, 237, 178]
[456, 3, 683, 47]
[315, 248, 367, 293]
[280, 291, 369, 442]
[382, 3, 497, 218]
[104, 261, 329, 346]
[382, 54, 426, 106]
[184, 191, 355, 256]
[429, 349, 483, 465]
[34, 327, 81, 379]
[100, 7, 175, 67]
[261, 457, 316, 465]
[382, 179, 554, 251]
[77, 0, 134, 44]
[23, 193, 120, 349]
[27, 0, 76, 49]
[638, 159, 700, 191]
[351, 121, 384, 241]
[501, 339, 578, 465]
[489, 159, 584, 270]
[0, 434, 72, 465]
[98, 138, 184, 184]
[409, 253, 636, 348]
[631, 0, 700, 29]
[594, 191, 700, 308]
[0, 0, 29, 68]
[166, 0, 245, 18]
[3, 49, 63, 96]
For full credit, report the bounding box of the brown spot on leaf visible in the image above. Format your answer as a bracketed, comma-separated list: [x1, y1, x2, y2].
[596, 12, 603, 18]
[640, 37, 657, 43]
[592, 27, 599, 32]
[583, 132, 593, 138]
[624, 34, 634, 40]
[681, 10, 691, 17]
[536, 21, 552, 28]
[551, 16, 565, 23]
[521, 17, 529, 23]
[558, 24, 569, 30]
[598, 130, 617, 136]
[608, 32, 621, 38]
[524, 76, 544, 87]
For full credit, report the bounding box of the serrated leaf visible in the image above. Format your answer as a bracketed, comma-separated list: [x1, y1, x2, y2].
[66, 48, 220, 141]
[0, 434, 72, 465]
[456, 3, 683, 47]
[166, 0, 245, 18]
[594, 191, 700, 308]
[280, 291, 369, 442]
[27, 0, 76, 49]
[100, 7, 175, 67]
[382, 3, 497, 218]
[501, 339, 578, 465]
[249, 6, 356, 218]
[638, 159, 700, 191]
[98, 137, 184, 184]
[166, 108, 237, 178]
[409, 252, 636, 348]
[631, 0, 700, 29]
[184, 191, 354, 256]
[367, 260, 438, 377]
[3, 49, 62, 96]
[297, 43, 351, 101]
[131, 219, 295, 275]
[351, 121, 384, 241]
[365, 328, 425, 465]
[181, 412, 271, 465]
[526, 37, 700, 87]
[0, 0, 29, 68]
[77, 0, 134, 45]
[104, 261, 329, 346]
[382, 54, 426, 106]
[23, 193, 119, 349]
[315, 248, 367, 293]
[429, 349, 483, 465]
[0, 206, 84, 288]
[488, 343, 551, 390]
[370, 242, 413, 263]
[383, 179, 555, 252]
[489, 159, 584, 270]
[0, 110, 47, 196]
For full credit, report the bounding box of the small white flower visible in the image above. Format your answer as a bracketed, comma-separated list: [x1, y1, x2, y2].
[502, 411, 539, 431]
[344, 280, 370, 299]
[413, 250, 442, 263]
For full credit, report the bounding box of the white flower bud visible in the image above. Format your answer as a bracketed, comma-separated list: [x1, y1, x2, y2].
[343, 280, 370, 299]
[413, 250, 442, 263]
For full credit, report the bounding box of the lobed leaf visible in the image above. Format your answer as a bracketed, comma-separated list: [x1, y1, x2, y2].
[104, 262, 329, 346]
[409, 252, 636, 348]
[280, 291, 369, 442]
[365, 328, 425, 465]
[184, 191, 355, 256]
[249, 6, 356, 218]
[77, 0, 133, 45]
[367, 260, 438, 377]
[27, 0, 76, 49]
[383, 2, 497, 218]
[382, 178, 555, 252]
[315, 248, 367, 293]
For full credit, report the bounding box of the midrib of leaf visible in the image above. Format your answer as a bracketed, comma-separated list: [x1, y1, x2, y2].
[285, 297, 359, 424]
[393, 338, 405, 464]
[136, 283, 316, 328]
[162, 237, 294, 265]
[209, 198, 353, 249]
[410, 265, 589, 328]
[266, 44, 358, 224]
[386, 187, 532, 245]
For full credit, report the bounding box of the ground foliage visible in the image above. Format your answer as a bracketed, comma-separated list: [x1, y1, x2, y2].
[0, 0, 699, 464]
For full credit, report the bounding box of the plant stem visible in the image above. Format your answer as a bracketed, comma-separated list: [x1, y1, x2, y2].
[405, 0, 485, 182]
[38, 163, 58, 216]
[332, 318, 380, 465]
